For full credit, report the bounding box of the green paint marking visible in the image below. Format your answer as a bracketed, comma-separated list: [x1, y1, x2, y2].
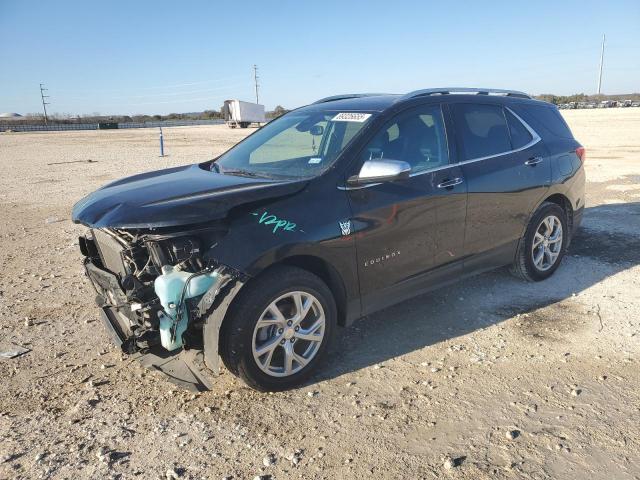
[252, 211, 297, 234]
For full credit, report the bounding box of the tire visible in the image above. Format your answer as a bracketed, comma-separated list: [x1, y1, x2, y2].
[220, 266, 336, 391]
[510, 201, 568, 282]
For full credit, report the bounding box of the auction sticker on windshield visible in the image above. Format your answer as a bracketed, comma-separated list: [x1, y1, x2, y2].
[332, 112, 372, 122]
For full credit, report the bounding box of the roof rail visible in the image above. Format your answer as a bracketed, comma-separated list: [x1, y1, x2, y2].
[312, 93, 390, 104]
[402, 87, 531, 100]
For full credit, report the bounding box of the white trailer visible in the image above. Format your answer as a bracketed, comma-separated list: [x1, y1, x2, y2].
[221, 100, 266, 128]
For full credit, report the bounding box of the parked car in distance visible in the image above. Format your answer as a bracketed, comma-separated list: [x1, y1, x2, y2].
[72, 88, 586, 391]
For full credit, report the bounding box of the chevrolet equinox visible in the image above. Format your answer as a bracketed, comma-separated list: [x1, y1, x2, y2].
[73, 88, 585, 391]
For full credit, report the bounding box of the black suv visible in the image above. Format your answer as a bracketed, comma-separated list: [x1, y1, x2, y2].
[73, 88, 585, 391]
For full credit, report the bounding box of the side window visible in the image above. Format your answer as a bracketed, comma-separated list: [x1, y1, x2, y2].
[361, 104, 449, 173]
[452, 104, 511, 160]
[517, 104, 573, 139]
[505, 109, 533, 149]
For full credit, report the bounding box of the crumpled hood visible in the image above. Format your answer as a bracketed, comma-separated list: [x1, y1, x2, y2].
[72, 163, 307, 229]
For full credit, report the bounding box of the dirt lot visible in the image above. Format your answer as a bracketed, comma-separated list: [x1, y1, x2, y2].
[0, 109, 639, 480]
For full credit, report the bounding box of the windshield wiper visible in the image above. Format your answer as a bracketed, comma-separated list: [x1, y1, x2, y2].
[221, 168, 269, 179]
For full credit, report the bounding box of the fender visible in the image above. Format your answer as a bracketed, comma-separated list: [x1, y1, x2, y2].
[209, 241, 361, 325]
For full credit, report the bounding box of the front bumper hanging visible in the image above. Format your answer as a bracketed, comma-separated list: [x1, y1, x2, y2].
[88, 260, 245, 392]
[97, 305, 214, 391]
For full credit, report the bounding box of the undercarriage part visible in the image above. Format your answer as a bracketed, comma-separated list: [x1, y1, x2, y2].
[146, 240, 170, 269]
[93, 228, 130, 277]
[136, 348, 214, 392]
[98, 306, 130, 349]
[146, 235, 208, 272]
[82, 225, 248, 390]
[202, 278, 245, 375]
[154, 265, 223, 351]
[97, 274, 244, 391]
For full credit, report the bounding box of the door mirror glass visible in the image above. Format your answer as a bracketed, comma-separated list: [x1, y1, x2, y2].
[349, 159, 411, 185]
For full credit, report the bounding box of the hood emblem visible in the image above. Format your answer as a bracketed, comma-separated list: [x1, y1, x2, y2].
[339, 220, 352, 236]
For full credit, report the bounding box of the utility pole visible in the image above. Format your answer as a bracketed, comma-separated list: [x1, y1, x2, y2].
[597, 34, 605, 95]
[39, 83, 50, 124]
[253, 64, 260, 104]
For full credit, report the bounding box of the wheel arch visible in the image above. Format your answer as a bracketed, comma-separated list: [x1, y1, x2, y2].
[220, 252, 350, 341]
[269, 255, 349, 327]
[540, 193, 574, 238]
[514, 191, 575, 265]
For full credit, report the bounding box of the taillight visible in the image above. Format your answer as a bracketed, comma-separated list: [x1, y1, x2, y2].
[576, 146, 586, 162]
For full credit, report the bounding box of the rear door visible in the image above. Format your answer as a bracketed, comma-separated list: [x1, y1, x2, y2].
[450, 102, 550, 269]
[344, 103, 467, 314]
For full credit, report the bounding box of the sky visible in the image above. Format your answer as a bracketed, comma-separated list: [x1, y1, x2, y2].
[1, 0, 639, 116]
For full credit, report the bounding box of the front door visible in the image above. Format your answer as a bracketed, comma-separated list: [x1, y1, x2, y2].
[344, 103, 467, 314]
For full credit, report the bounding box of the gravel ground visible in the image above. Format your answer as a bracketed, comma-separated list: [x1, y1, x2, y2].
[0, 110, 639, 480]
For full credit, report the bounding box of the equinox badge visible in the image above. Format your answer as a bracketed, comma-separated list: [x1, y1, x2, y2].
[364, 250, 401, 267]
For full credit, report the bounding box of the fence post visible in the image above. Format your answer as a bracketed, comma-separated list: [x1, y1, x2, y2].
[159, 127, 164, 157]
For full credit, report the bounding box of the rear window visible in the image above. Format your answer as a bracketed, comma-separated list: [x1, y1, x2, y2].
[452, 104, 511, 160]
[505, 109, 533, 149]
[517, 104, 574, 139]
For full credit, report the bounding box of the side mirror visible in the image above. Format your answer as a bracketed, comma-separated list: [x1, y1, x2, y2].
[348, 159, 411, 185]
[310, 125, 324, 136]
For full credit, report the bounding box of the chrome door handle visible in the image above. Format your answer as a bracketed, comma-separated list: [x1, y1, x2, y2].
[525, 156, 543, 166]
[437, 177, 463, 189]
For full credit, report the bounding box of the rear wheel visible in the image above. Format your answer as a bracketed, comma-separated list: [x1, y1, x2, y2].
[220, 266, 336, 391]
[511, 202, 568, 282]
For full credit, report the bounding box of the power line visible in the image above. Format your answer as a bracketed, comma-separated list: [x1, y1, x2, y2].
[53, 75, 247, 95]
[111, 84, 240, 99]
[253, 64, 260, 104]
[39, 83, 50, 124]
[127, 91, 252, 106]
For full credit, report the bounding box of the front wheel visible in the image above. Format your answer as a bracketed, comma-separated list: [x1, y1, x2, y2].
[511, 202, 568, 282]
[220, 266, 336, 391]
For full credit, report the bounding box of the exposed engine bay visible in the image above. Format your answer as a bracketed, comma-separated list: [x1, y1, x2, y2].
[79, 226, 245, 390]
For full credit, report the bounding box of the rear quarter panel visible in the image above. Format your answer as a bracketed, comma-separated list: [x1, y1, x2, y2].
[511, 103, 585, 215]
[510, 103, 586, 232]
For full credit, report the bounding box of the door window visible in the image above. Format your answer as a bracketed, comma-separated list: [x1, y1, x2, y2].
[505, 109, 533, 149]
[452, 104, 512, 160]
[361, 104, 449, 174]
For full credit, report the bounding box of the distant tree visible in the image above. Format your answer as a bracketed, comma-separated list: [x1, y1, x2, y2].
[536, 94, 558, 104]
[201, 109, 220, 119]
[274, 105, 288, 116]
[267, 105, 289, 119]
[535, 93, 591, 105]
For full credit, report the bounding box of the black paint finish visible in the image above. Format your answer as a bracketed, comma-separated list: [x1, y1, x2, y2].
[73, 93, 585, 325]
[72, 163, 307, 229]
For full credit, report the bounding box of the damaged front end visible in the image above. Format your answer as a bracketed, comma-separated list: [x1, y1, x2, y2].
[80, 226, 245, 391]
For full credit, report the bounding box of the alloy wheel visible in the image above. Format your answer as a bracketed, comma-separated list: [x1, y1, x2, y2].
[532, 215, 563, 271]
[251, 291, 326, 377]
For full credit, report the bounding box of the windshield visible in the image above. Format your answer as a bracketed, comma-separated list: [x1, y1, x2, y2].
[214, 109, 375, 179]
